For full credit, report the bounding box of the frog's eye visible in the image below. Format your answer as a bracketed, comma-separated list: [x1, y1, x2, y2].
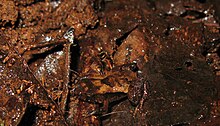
[129, 63, 139, 72]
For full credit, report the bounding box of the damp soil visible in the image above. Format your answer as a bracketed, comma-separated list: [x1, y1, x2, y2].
[0, 0, 220, 125]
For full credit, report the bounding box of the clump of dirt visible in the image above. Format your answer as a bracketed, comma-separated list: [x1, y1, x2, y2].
[0, 0, 18, 26]
[0, 0, 219, 125]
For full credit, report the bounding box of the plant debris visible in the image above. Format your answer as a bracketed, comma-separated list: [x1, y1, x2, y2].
[0, 0, 220, 125]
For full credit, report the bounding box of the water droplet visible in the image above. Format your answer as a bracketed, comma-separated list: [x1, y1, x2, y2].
[118, 29, 122, 32]
[50, 0, 61, 8]
[170, 3, 174, 7]
[45, 36, 52, 42]
[64, 28, 75, 44]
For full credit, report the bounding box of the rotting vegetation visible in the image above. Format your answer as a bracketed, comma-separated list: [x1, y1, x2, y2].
[0, 0, 220, 125]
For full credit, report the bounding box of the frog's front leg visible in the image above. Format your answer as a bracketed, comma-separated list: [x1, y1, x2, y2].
[138, 79, 149, 109]
[128, 74, 149, 116]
